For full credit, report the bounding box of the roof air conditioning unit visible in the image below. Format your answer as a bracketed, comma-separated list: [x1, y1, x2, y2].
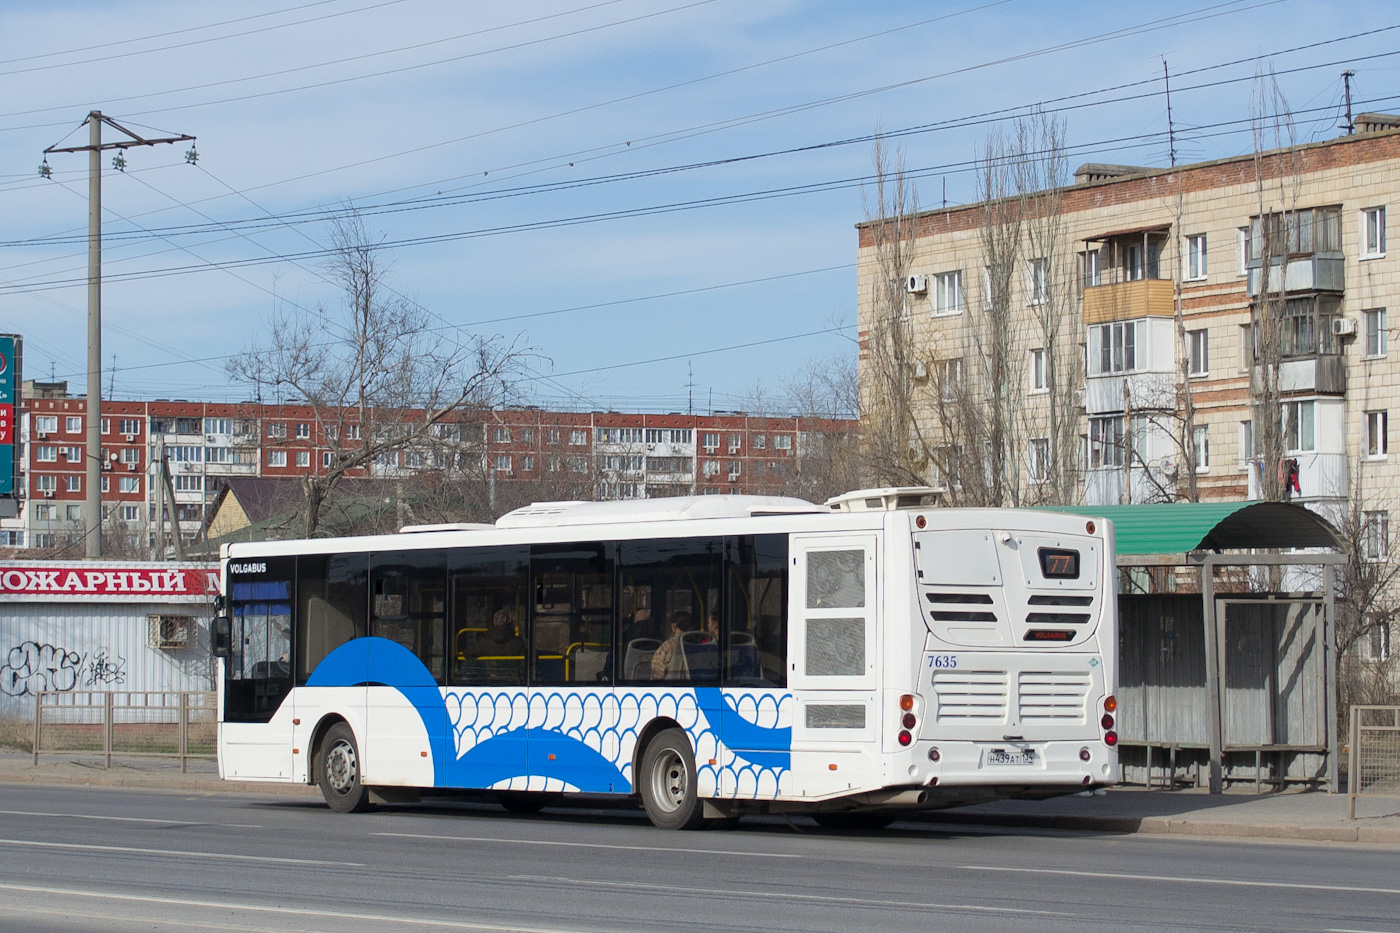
[906, 274, 928, 295]
[1331, 316, 1357, 337]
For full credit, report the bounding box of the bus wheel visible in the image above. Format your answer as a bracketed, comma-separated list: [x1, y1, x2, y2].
[497, 791, 547, 814]
[318, 723, 371, 813]
[639, 728, 705, 830]
[811, 810, 898, 831]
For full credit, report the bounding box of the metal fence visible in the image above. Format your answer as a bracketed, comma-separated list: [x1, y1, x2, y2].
[32, 690, 217, 772]
[1348, 705, 1400, 819]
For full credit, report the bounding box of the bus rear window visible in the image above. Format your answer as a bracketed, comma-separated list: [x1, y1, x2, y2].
[1038, 548, 1079, 579]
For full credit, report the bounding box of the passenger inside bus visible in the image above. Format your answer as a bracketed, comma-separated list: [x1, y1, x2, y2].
[651, 610, 699, 679]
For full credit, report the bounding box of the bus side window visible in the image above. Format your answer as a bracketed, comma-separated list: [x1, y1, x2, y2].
[618, 536, 722, 686]
[296, 553, 367, 684]
[531, 543, 614, 686]
[371, 550, 449, 684]
[449, 545, 529, 687]
[725, 534, 788, 688]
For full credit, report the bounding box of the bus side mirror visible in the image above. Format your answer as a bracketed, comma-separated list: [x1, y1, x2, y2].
[211, 616, 231, 657]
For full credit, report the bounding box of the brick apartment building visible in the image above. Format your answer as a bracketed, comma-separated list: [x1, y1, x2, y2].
[2, 381, 847, 553]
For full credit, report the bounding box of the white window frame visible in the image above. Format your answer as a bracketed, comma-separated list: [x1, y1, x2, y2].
[267, 450, 287, 468]
[1365, 410, 1388, 459]
[64, 475, 81, 492]
[118, 476, 139, 493]
[1028, 437, 1050, 482]
[933, 270, 963, 316]
[1082, 250, 1102, 289]
[34, 445, 57, 462]
[1237, 226, 1249, 276]
[65, 416, 82, 433]
[939, 358, 963, 400]
[34, 415, 58, 434]
[1193, 424, 1210, 472]
[1364, 308, 1387, 358]
[1363, 511, 1390, 562]
[296, 450, 311, 468]
[1027, 257, 1048, 305]
[1088, 319, 1146, 376]
[1239, 420, 1254, 466]
[1283, 400, 1316, 454]
[1188, 328, 1209, 377]
[1185, 234, 1208, 281]
[1361, 206, 1386, 259]
[1030, 348, 1047, 392]
[1088, 415, 1125, 469]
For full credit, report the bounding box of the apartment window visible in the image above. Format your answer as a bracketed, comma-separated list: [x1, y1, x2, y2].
[296, 451, 311, 468]
[493, 426, 511, 443]
[545, 428, 562, 445]
[774, 434, 792, 450]
[344, 424, 362, 440]
[167, 445, 202, 463]
[65, 416, 82, 433]
[933, 270, 963, 315]
[603, 455, 643, 472]
[204, 418, 231, 435]
[1364, 308, 1387, 357]
[1237, 226, 1249, 275]
[1088, 415, 1125, 469]
[61, 445, 81, 461]
[119, 477, 139, 493]
[567, 456, 587, 472]
[569, 429, 588, 446]
[34, 445, 57, 462]
[120, 505, 139, 522]
[118, 418, 141, 436]
[100, 418, 110, 435]
[174, 475, 203, 492]
[521, 455, 535, 472]
[267, 422, 287, 439]
[1193, 424, 1210, 472]
[1027, 257, 1048, 304]
[939, 358, 963, 400]
[1030, 348, 1047, 392]
[1239, 420, 1254, 464]
[34, 475, 57, 493]
[65, 475, 81, 492]
[753, 435, 766, 450]
[322, 451, 333, 467]
[1188, 329, 1209, 376]
[1283, 400, 1316, 453]
[546, 456, 562, 472]
[728, 461, 742, 479]
[1366, 620, 1393, 661]
[1028, 437, 1050, 482]
[1185, 234, 1208, 280]
[101, 477, 109, 494]
[66, 504, 82, 521]
[1361, 206, 1386, 258]
[597, 427, 643, 444]
[1365, 410, 1388, 458]
[1082, 250, 1102, 289]
[493, 455, 512, 473]
[119, 448, 140, 465]
[1248, 206, 1342, 260]
[1280, 295, 1341, 357]
[34, 415, 57, 434]
[702, 460, 719, 477]
[34, 504, 55, 521]
[1364, 511, 1390, 562]
[295, 423, 310, 439]
[981, 265, 996, 310]
[1088, 319, 1145, 375]
[728, 434, 742, 453]
[267, 450, 287, 468]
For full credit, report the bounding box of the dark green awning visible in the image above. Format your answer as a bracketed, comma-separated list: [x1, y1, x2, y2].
[1039, 501, 1340, 556]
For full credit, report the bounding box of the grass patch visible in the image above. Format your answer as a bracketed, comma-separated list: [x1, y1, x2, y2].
[0, 716, 34, 752]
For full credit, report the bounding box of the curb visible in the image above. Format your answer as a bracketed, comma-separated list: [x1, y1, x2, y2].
[0, 769, 320, 798]
[920, 810, 1400, 844]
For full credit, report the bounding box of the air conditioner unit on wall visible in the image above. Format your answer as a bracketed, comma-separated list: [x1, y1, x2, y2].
[906, 274, 928, 295]
[1332, 316, 1357, 337]
[147, 615, 193, 650]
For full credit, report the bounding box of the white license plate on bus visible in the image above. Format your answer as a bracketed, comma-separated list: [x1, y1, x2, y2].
[987, 748, 1036, 766]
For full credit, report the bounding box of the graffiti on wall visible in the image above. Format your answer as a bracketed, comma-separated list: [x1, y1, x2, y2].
[0, 641, 127, 697]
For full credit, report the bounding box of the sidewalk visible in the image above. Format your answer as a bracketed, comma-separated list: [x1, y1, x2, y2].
[1, 748, 1396, 844]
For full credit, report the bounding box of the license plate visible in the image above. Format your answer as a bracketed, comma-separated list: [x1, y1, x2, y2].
[987, 747, 1036, 766]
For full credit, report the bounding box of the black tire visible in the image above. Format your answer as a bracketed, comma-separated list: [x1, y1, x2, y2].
[317, 722, 372, 813]
[638, 728, 706, 830]
[497, 791, 547, 814]
[811, 810, 898, 831]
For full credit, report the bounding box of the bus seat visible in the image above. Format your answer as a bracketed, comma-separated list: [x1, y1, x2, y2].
[680, 632, 719, 681]
[729, 643, 761, 680]
[624, 638, 661, 680]
[570, 645, 610, 683]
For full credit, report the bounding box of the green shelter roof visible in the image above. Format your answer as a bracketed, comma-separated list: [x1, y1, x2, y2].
[1039, 501, 1340, 556]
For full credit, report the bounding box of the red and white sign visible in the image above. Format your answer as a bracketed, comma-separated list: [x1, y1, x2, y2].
[0, 562, 220, 602]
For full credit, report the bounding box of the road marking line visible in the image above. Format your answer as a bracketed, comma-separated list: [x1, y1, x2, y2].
[0, 838, 359, 866]
[508, 875, 1065, 916]
[0, 808, 262, 828]
[962, 865, 1400, 896]
[374, 831, 804, 859]
[0, 883, 605, 933]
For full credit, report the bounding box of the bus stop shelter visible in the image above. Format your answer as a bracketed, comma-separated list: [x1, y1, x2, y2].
[1047, 502, 1344, 794]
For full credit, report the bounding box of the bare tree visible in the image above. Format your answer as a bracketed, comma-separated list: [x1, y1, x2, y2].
[1333, 496, 1400, 716]
[230, 210, 522, 537]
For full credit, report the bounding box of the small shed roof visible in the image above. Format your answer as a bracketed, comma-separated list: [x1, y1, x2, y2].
[1040, 501, 1340, 556]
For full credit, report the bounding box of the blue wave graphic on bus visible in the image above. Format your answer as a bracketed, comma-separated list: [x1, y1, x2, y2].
[307, 637, 790, 796]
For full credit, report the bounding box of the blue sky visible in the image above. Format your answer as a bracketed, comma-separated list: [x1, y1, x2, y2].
[0, 0, 1396, 412]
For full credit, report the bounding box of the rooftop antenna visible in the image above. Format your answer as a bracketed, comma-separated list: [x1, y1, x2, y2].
[1341, 70, 1356, 135]
[108, 354, 116, 397]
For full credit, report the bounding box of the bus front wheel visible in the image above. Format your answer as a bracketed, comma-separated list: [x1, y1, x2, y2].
[639, 728, 705, 830]
[317, 723, 371, 813]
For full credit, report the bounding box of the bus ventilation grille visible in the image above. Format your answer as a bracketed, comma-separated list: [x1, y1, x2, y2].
[931, 670, 1008, 721]
[1017, 671, 1091, 722]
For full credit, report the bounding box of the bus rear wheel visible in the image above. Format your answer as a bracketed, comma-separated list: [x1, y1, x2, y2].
[317, 723, 371, 813]
[639, 728, 706, 830]
[811, 810, 898, 831]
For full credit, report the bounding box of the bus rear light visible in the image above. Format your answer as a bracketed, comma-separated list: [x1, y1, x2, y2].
[899, 694, 915, 711]
[1101, 713, 1115, 730]
[898, 730, 912, 747]
[927, 776, 939, 786]
[928, 747, 940, 762]
[1086, 521, 1096, 534]
[1079, 747, 1091, 762]
[915, 515, 927, 529]
[1103, 695, 1117, 712]
[901, 713, 916, 730]
[1082, 775, 1093, 786]
[1104, 731, 1118, 747]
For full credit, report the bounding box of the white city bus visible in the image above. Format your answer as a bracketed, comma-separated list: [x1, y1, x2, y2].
[213, 488, 1118, 829]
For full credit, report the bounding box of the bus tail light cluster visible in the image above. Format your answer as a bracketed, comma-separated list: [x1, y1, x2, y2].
[1102, 694, 1118, 747]
[898, 694, 916, 747]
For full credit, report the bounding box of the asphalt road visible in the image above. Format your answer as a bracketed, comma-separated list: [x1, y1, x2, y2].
[0, 785, 1396, 933]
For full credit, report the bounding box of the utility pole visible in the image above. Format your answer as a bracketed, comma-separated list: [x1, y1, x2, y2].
[1163, 59, 1177, 167]
[1341, 70, 1356, 135]
[42, 112, 194, 559]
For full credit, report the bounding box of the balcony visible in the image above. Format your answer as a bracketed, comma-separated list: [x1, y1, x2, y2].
[1082, 279, 1175, 324]
[1246, 256, 1344, 296]
[1275, 356, 1346, 395]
